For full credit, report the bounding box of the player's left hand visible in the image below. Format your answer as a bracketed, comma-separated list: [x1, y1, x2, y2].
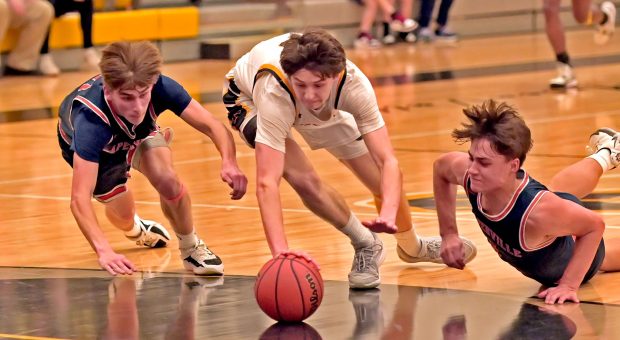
[537, 284, 579, 304]
[220, 164, 247, 200]
[362, 217, 397, 234]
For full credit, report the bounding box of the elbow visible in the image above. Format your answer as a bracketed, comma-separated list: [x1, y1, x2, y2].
[433, 154, 448, 174]
[592, 215, 606, 236]
[69, 193, 88, 216]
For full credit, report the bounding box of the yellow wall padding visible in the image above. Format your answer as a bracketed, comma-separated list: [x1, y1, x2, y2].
[0, 7, 198, 52]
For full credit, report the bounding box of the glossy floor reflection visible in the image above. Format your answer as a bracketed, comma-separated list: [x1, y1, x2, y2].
[1, 268, 618, 339]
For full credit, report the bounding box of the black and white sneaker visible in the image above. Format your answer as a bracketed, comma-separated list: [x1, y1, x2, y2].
[182, 240, 224, 275]
[128, 216, 171, 248]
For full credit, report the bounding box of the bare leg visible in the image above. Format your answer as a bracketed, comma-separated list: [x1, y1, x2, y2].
[340, 153, 422, 256]
[138, 146, 193, 235]
[282, 139, 350, 228]
[543, 0, 567, 55]
[572, 0, 604, 24]
[104, 190, 136, 232]
[548, 158, 603, 198]
[340, 153, 414, 233]
[359, 0, 379, 34]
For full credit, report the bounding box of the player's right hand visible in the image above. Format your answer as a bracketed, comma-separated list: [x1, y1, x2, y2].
[440, 234, 466, 269]
[220, 163, 248, 200]
[98, 251, 138, 276]
[276, 249, 321, 270]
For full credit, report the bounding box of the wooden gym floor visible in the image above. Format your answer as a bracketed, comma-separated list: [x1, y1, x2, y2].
[1, 29, 620, 339]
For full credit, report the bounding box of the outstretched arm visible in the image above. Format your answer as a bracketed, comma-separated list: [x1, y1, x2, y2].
[255, 142, 288, 255]
[71, 154, 137, 275]
[433, 151, 471, 269]
[180, 99, 247, 200]
[361, 126, 401, 233]
[533, 195, 605, 304]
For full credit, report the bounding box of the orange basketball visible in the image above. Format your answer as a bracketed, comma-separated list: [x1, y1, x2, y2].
[254, 254, 323, 322]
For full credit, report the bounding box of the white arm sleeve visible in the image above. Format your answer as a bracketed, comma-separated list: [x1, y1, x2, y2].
[253, 75, 296, 153]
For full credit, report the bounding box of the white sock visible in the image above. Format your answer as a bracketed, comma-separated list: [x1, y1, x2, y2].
[588, 149, 613, 172]
[394, 229, 421, 256]
[339, 214, 374, 248]
[177, 230, 198, 249]
[124, 214, 142, 237]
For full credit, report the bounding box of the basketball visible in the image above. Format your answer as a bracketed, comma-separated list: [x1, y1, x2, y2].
[254, 254, 324, 322]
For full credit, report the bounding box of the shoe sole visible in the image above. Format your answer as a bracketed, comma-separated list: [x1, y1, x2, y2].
[184, 262, 224, 276]
[550, 80, 578, 89]
[587, 127, 618, 154]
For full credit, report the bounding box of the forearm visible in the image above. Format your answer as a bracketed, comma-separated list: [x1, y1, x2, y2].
[378, 158, 402, 221]
[70, 197, 113, 255]
[200, 121, 239, 166]
[558, 228, 604, 288]
[256, 180, 288, 255]
[433, 168, 460, 237]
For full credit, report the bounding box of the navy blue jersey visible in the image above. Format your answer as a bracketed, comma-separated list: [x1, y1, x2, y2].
[464, 169, 604, 287]
[57, 74, 192, 165]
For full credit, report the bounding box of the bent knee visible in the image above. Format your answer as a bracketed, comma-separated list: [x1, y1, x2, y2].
[152, 172, 182, 198]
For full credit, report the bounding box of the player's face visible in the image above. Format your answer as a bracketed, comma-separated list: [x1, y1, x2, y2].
[104, 85, 154, 125]
[290, 68, 338, 111]
[467, 138, 520, 193]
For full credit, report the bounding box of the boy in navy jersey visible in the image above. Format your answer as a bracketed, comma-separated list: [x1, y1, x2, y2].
[57, 41, 247, 276]
[432, 99, 620, 304]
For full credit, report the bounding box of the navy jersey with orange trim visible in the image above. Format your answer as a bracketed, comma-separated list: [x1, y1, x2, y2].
[57, 74, 191, 164]
[465, 169, 604, 287]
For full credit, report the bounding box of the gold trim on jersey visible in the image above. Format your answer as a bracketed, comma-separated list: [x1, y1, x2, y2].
[334, 69, 347, 108]
[253, 64, 297, 108]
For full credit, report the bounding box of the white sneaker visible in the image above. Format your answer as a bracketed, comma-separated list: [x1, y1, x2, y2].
[382, 33, 397, 45]
[181, 239, 224, 275]
[81, 47, 100, 71]
[354, 35, 381, 49]
[418, 27, 434, 42]
[594, 1, 616, 45]
[39, 54, 60, 76]
[127, 215, 171, 248]
[348, 233, 385, 289]
[586, 127, 620, 169]
[404, 32, 417, 43]
[396, 236, 477, 264]
[549, 62, 578, 89]
[390, 18, 418, 33]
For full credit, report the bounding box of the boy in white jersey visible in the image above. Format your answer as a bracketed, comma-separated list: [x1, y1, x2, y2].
[222, 28, 476, 289]
[432, 99, 620, 304]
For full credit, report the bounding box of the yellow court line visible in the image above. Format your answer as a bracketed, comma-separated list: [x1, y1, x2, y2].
[0, 334, 69, 340]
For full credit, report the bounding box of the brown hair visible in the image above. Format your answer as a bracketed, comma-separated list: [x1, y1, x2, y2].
[99, 41, 163, 90]
[452, 99, 533, 165]
[280, 28, 346, 78]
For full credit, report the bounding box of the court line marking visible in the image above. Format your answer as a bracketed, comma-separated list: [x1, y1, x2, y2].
[0, 334, 69, 340]
[2, 108, 620, 185]
[0, 152, 256, 186]
[2, 193, 620, 228]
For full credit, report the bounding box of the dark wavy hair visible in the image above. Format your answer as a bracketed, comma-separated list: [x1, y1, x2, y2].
[280, 28, 346, 78]
[452, 99, 533, 165]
